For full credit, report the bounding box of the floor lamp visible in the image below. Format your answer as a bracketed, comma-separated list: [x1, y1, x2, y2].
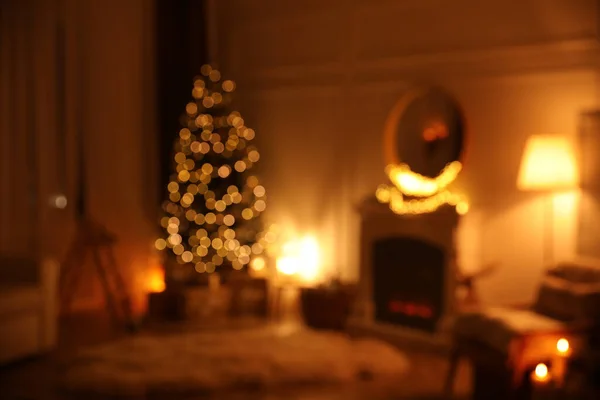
[517, 134, 579, 266]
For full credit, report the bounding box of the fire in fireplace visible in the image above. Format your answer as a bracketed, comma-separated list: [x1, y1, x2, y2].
[388, 300, 433, 319]
[372, 236, 445, 333]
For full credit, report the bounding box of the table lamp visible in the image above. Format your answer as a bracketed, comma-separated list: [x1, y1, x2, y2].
[517, 134, 579, 265]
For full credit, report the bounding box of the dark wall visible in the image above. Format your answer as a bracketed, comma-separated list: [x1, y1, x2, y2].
[155, 0, 207, 197]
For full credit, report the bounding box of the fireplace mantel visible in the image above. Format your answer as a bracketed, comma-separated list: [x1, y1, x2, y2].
[348, 196, 459, 351]
[356, 198, 459, 244]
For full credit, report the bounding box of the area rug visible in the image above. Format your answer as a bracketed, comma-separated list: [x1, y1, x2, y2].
[62, 326, 410, 398]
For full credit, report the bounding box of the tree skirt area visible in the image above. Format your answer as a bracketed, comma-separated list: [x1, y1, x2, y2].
[62, 326, 410, 398]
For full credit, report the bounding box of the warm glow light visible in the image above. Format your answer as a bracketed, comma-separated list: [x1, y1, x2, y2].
[517, 135, 579, 191]
[556, 338, 569, 354]
[456, 201, 469, 215]
[376, 184, 468, 215]
[147, 268, 166, 293]
[296, 236, 320, 283]
[158, 66, 268, 271]
[377, 159, 467, 215]
[250, 256, 266, 271]
[275, 235, 321, 283]
[155, 238, 167, 250]
[276, 256, 299, 276]
[534, 363, 549, 380]
[554, 191, 579, 216]
[386, 161, 462, 197]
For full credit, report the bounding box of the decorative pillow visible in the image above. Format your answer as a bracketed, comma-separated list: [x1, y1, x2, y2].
[534, 262, 600, 322]
[548, 262, 600, 283]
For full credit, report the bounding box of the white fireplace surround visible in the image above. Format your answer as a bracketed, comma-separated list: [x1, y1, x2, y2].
[347, 197, 459, 351]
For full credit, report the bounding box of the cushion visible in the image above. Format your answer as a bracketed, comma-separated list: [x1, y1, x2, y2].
[548, 260, 600, 283]
[534, 261, 600, 321]
[454, 307, 565, 352]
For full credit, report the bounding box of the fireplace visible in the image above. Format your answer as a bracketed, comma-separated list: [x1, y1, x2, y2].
[348, 197, 459, 349]
[372, 237, 445, 333]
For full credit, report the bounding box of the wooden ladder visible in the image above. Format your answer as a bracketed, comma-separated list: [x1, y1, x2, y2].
[59, 219, 136, 331]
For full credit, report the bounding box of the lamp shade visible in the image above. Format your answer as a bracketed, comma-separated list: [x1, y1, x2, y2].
[517, 134, 579, 191]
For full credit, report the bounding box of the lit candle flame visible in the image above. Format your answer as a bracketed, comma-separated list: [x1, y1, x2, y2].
[556, 338, 569, 354]
[147, 268, 166, 293]
[534, 363, 549, 380]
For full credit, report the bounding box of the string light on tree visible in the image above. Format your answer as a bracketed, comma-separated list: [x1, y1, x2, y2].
[156, 65, 271, 274]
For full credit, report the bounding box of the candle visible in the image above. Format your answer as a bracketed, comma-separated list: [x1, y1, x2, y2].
[553, 358, 566, 387]
[553, 338, 570, 387]
[531, 363, 554, 400]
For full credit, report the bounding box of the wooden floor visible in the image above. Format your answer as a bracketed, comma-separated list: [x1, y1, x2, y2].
[0, 311, 471, 400]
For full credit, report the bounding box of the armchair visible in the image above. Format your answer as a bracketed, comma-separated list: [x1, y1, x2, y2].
[445, 259, 600, 399]
[0, 255, 60, 364]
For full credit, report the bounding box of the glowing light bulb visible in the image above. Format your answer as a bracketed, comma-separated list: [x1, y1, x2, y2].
[297, 236, 320, 283]
[200, 64, 212, 76]
[218, 165, 230, 178]
[195, 262, 206, 273]
[234, 160, 246, 172]
[181, 251, 193, 263]
[209, 70, 221, 82]
[222, 80, 236, 92]
[253, 185, 266, 197]
[245, 129, 256, 140]
[242, 208, 254, 220]
[254, 200, 266, 212]
[277, 256, 299, 275]
[205, 213, 217, 224]
[250, 256, 266, 271]
[154, 238, 167, 250]
[248, 150, 260, 162]
[223, 214, 235, 226]
[456, 201, 469, 215]
[185, 102, 198, 115]
[179, 128, 191, 140]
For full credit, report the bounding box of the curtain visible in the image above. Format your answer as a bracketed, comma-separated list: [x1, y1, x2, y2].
[156, 0, 207, 194]
[0, 0, 77, 258]
[0, 1, 40, 254]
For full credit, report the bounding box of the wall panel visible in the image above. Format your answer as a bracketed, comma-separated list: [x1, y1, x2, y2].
[218, 0, 600, 302]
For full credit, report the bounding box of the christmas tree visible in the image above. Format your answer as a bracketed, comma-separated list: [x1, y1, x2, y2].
[155, 65, 269, 280]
